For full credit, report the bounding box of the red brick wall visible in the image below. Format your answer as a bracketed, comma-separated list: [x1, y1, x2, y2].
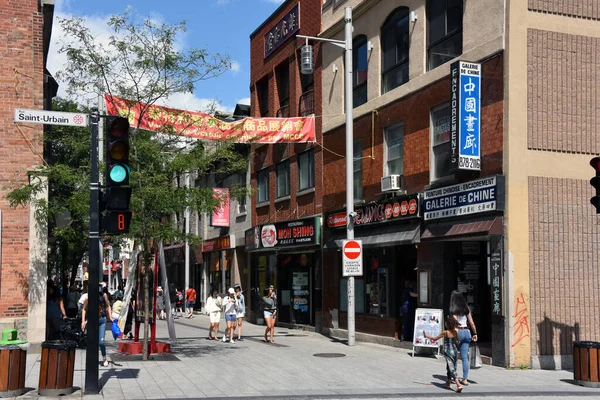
[323, 53, 505, 213]
[0, 0, 45, 318]
[250, 0, 324, 225]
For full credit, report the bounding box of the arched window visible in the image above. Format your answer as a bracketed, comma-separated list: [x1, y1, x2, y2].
[381, 7, 410, 94]
[353, 35, 368, 107]
[427, 0, 463, 70]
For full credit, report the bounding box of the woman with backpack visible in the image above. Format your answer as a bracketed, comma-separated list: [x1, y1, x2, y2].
[81, 284, 112, 367]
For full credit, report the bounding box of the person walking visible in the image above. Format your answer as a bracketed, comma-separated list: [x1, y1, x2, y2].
[185, 285, 196, 318]
[222, 288, 238, 343]
[82, 284, 112, 367]
[401, 279, 418, 341]
[424, 316, 463, 393]
[46, 280, 67, 340]
[262, 287, 277, 343]
[156, 287, 166, 320]
[205, 289, 222, 340]
[66, 285, 79, 319]
[234, 284, 245, 341]
[169, 284, 178, 318]
[449, 290, 478, 386]
[175, 287, 184, 317]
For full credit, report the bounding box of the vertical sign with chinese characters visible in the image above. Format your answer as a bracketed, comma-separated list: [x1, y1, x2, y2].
[490, 237, 503, 316]
[450, 61, 481, 171]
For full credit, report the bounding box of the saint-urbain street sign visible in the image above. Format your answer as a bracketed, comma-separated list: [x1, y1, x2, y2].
[14, 108, 89, 127]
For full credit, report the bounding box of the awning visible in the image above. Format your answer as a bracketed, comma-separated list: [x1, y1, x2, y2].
[421, 216, 503, 241]
[324, 223, 420, 249]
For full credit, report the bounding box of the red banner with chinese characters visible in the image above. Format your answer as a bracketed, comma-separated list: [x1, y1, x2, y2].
[104, 94, 315, 143]
[211, 188, 230, 227]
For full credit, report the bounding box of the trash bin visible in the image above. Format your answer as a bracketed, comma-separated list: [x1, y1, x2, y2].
[0, 329, 28, 398]
[573, 341, 600, 388]
[38, 340, 76, 396]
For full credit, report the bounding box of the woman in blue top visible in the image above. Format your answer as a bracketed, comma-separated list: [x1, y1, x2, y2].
[82, 285, 112, 367]
[234, 284, 245, 341]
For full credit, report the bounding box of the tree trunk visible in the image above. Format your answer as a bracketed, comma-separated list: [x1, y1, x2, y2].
[142, 254, 151, 361]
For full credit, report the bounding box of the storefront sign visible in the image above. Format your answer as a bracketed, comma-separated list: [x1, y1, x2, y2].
[264, 4, 299, 58]
[245, 226, 260, 250]
[250, 217, 321, 250]
[450, 61, 481, 171]
[203, 235, 233, 252]
[326, 193, 420, 229]
[211, 188, 230, 227]
[422, 176, 504, 221]
[412, 308, 444, 351]
[490, 238, 503, 316]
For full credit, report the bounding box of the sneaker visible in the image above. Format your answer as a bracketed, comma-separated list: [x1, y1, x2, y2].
[222, 336, 227, 343]
[230, 340, 235, 344]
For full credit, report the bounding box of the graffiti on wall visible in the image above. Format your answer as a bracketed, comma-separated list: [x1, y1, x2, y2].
[512, 291, 530, 347]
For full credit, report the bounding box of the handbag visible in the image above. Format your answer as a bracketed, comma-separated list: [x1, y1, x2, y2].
[469, 343, 483, 369]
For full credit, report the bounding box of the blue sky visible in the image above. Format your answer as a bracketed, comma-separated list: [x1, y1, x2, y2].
[49, 0, 285, 112]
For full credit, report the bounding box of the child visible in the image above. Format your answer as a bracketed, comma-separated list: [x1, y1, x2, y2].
[424, 316, 463, 393]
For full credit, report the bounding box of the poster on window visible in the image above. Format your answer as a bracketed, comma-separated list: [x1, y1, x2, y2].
[450, 61, 481, 171]
[412, 308, 443, 349]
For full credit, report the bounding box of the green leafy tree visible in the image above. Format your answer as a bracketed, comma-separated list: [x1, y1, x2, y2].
[56, 8, 245, 360]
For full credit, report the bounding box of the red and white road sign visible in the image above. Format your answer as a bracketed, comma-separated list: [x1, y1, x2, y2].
[342, 240, 363, 277]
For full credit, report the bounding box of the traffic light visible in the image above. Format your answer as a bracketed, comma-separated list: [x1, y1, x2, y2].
[102, 116, 132, 234]
[590, 157, 600, 214]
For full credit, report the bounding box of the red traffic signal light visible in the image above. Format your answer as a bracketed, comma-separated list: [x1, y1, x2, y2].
[590, 157, 600, 214]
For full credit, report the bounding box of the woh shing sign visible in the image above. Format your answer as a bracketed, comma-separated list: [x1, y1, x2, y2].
[450, 61, 481, 171]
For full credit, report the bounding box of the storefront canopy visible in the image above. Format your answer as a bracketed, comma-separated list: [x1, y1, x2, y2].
[324, 222, 420, 249]
[421, 216, 503, 241]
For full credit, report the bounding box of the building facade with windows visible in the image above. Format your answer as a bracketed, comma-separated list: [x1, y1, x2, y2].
[319, 0, 600, 369]
[248, 0, 324, 328]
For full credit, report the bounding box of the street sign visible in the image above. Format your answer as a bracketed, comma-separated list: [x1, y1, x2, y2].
[14, 108, 89, 127]
[342, 240, 363, 277]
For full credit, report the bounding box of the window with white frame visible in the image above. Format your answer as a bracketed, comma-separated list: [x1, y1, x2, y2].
[431, 104, 453, 181]
[354, 140, 363, 200]
[427, 0, 463, 71]
[257, 168, 269, 203]
[298, 149, 314, 191]
[384, 123, 404, 176]
[276, 160, 290, 198]
[381, 7, 410, 94]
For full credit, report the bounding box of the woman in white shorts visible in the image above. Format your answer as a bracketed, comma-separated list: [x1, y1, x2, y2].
[262, 287, 277, 343]
[205, 289, 222, 340]
[234, 284, 245, 341]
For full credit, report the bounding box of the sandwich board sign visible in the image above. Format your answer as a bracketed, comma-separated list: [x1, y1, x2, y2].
[412, 308, 444, 357]
[342, 240, 362, 277]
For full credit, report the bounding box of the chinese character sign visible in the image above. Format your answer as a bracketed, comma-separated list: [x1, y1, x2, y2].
[264, 4, 300, 58]
[105, 94, 315, 144]
[490, 238, 503, 316]
[211, 188, 230, 227]
[450, 61, 481, 171]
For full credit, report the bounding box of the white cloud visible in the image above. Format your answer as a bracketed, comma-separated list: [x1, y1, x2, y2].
[230, 60, 241, 74]
[48, 9, 226, 114]
[237, 97, 250, 106]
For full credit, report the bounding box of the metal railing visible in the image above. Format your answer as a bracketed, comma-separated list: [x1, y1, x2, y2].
[299, 89, 314, 116]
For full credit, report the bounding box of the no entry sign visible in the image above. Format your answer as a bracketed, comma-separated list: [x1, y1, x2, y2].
[342, 240, 363, 277]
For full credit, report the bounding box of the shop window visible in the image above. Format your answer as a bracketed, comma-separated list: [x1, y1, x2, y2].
[340, 278, 365, 314]
[276, 160, 290, 198]
[384, 123, 404, 176]
[427, 0, 463, 71]
[381, 7, 410, 94]
[354, 139, 362, 201]
[430, 103, 453, 181]
[298, 149, 314, 191]
[256, 77, 269, 117]
[353, 35, 368, 108]
[257, 168, 269, 203]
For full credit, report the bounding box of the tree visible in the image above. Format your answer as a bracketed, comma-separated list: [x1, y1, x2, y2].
[7, 99, 93, 293]
[56, 8, 246, 360]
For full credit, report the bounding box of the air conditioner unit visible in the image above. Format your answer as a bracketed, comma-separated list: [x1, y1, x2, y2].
[381, 175, 402, 192]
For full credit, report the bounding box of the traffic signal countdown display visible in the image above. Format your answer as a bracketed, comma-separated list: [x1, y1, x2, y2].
[102, 116, 132, 234]
[590, 157, 600, 214]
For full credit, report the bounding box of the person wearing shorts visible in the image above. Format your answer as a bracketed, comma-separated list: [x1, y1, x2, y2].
[262, 287, 277, 343]
[234, 284, 245, 341]
[185, 285, 196, 319]
[205, 290, 222, 340]
[222, 288, 238, 343]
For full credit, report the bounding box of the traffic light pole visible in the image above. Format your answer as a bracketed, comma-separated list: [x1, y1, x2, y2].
[85, 109, 100, 394]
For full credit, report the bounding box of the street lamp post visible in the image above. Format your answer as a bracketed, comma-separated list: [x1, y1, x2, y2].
[298, 6, 356, 346]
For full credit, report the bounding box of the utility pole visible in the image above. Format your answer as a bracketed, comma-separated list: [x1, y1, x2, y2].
[85, 109, 100, 394]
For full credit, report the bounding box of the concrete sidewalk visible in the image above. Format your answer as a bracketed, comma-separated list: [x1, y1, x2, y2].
[15, 313, 600, 399]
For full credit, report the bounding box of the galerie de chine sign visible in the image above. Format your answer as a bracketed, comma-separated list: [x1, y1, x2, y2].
[264, 4, 300, 58]
[326, 193, 420, 229]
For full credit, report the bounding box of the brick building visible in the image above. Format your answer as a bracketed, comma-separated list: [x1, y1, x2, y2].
[247, 0, 323, 328]
[0, 0, 56, 345]
[317, 0, 599, 369]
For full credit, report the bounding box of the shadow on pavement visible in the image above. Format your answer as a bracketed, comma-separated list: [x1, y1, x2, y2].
[99, 368, 140, 390]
